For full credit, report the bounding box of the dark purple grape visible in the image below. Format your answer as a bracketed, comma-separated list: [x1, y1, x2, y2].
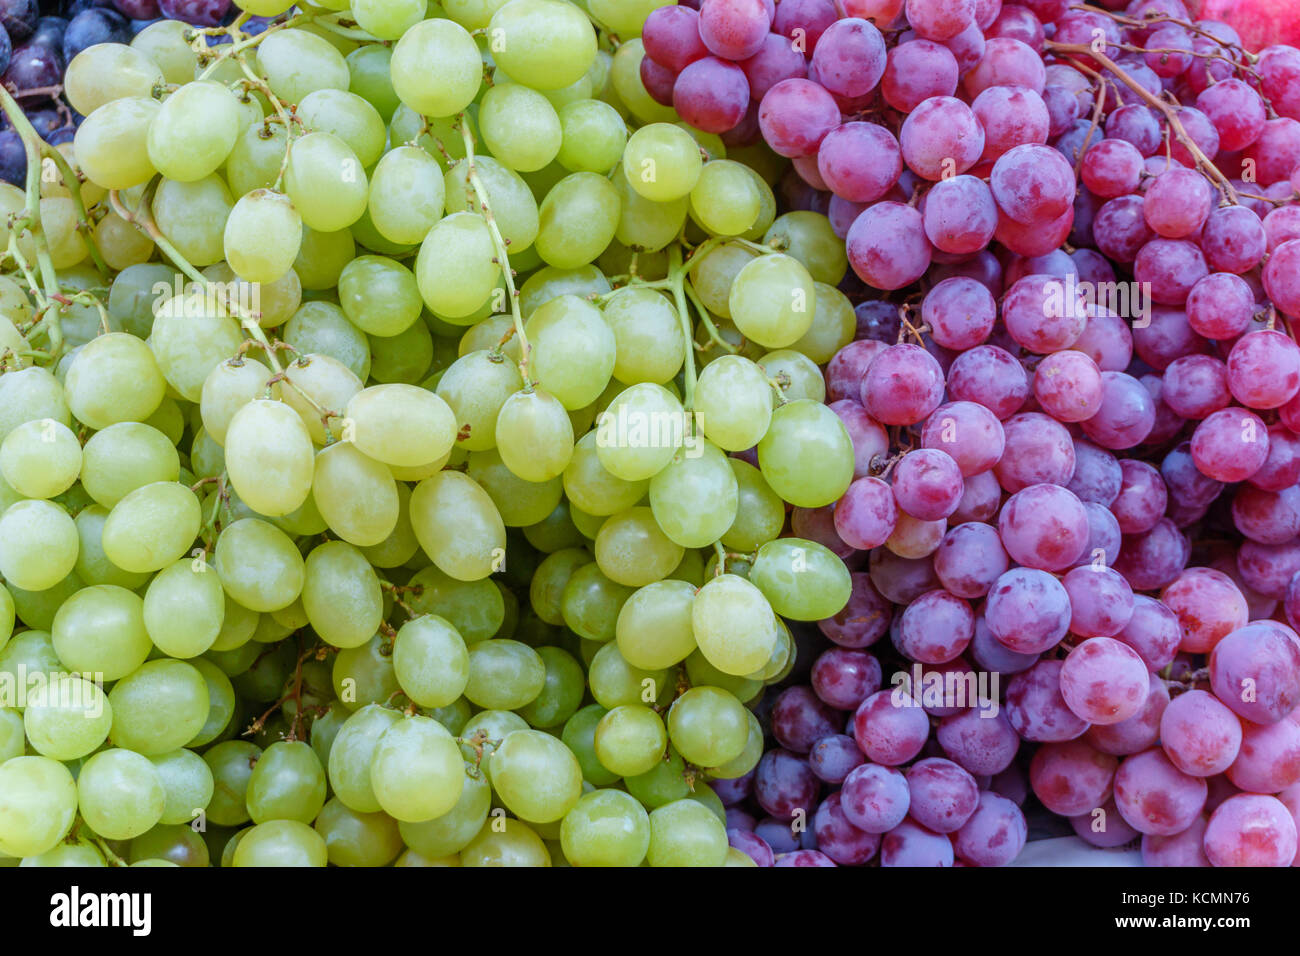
[130, 16, 160, 34]
[754, 748, 820, 820]
[0, 0, 37, 42]
[26, 108, 63, 140]
[63, 1, 117, 20]
[0, 129, 26, 187]
[0, 24, 12, 76]
[62, 8, 129, 62]
[45, 125, 75, 145]
[30, 17, 68, 53]
[158, 0, 231, 28]
[113, 0, 160, 18]
[2, 43, 60, 95]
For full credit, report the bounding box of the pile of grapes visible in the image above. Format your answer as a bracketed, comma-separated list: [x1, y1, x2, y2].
[1, 0, 1300, 869]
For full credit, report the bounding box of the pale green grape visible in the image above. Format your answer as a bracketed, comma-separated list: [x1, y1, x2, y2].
[622, 123, 702, 203]
[101, 481, 201, 574]
[562, 562, 633, 642]
[94, 209, 154, 271]
[314, 796, 404, 866]
[514, 645, 583, 729]
[464, 639, 545, 709]
[296, 88, 387, 167]
[0, 500, 77, 592]
[79, 423, 178, 509]
[0, 366, 69, 442]
[213, 518, 305, 613]
[593, 506, 682, 586]
[729, 253, 817, 349]
[479, 83, 562, 172]
[686, 646, 760, 703]
[594, 704, 666, 777]
[389, 106, 473, 171]
[0, 418, 80, 499]
[224, 120, 290, 197]
[691, 573, 778, 677]
[398, 771, 490, 858]
[258, 29, 350, 103]
[338, 255, 422, 338]
[707, 705, 764, 778]
[106, 263, 176, 338]
[147, 80, 240, 182]
[143, 558, 225, 658]
[524, 295, 615, 409]
[223, 399, 315, 518]
[223, 190, 302, 284]
[559, 788, 650, 866]
[312, 441, 399, 547]
[368, 146, 446, 245]
[409, 471, 507, 581]
[151, 175, 233, 266]
[327, 704, 401, 813]
[207, 594, 259, 654]
[132, 19, 199, 84]
[72, 96, 160, 190]
[759, 348, 825, 403]
[625, 747, 690, 808]
[232, 820, 328, 867]
[523, 501, 585, 553]
[688, 242, 755, 318]
[587, 0, 666, 36]
[444, 156, 540, 252]
[528, 548, 589, 625]
[693, 355, 772, 452]
[127, 824, 209, 866]
[647, 798, 727, 866]
[415, 213, 502, 319]
[77, 748, 165, 840]
[360, 483, 421, 568]
[466, 448, 564, 527]
[0, 585, 11, 653]
[301, 540, 383, 650]
[535, 171, 621, 268]
[588, 640, 668, 710]
[284, 132, 369, 232]
[391, 614, 469, 708]
[593, 382, 683, 480]
[246, 740, 327, 825]
[519, 264, 610, 317]
[602, 287, 684, 386]
[690, 160, 761, 237]
[666, 685, 748, 767]
[277, 353, 359, 445]
[22, 676, 111, 761]
[203, 740, 261, 826]
[331, 635, 399, 710]
[442, 0, 512, 28]
[149, 291, 244, 400]
[41, 197, 89, 269]
[369, 322, 439, 385]
[0, 630, 62, 697]
[648, 440, 738, 549]
[390, 18, 481, 118]
[792, 282, 856, 364]
[757, 399, 855, 508]
[496, 388, 575, 482]
[22, 838, 107, 867]
[108, 659, 208, 755]
[294, 226, 357, 290]
[65, 332, 166, 429]
[148, 748, 214, 826]
[432, 351, 518, 451]
[460, 817, 550, 866]
[560, 704, 617, 786]
[562, 431, 648, 516]
[370, 715, 465, 822]
[765, 210, 848, 284]
[749, 537, 852, 621]
[190, 427, 225, 481]
[200, 357, 272, 446]
[615, 578, 697, 670]
[556, 99, 626, 174]
[342, 384, 455, 470]
[347, 43, 401, 120]
[488, 728, 583, 823]
[489, 0, 597, 90]
[722, 459, 784, 552]
[0, 757, 77, 858]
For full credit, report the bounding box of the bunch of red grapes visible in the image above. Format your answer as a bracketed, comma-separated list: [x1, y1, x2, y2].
[645, 0, 1300, 866]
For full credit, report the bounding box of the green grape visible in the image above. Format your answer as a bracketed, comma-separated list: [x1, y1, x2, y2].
[561, 432, 647, 517]
[94, 209, 154, 271]
[187, 658, 236, 747]
[764, 210, 848, 284]
[297, 540, 381, 649]
[556, 98, 626, 173]
[74, 504, 148, 590]
[143, 559, 225, 659]
[0, 584, 11, 652]
[759, 348, 826, 403]
[523, 295, 615, 409]
[22, 676, 111, 761]
[518, 264, 610, 318]
[488, 728, 583, 823]
[622, 123, 702, 203]
[150, 292, 245, 401]
[687, 642, 761, 700]
[77, 748, 165, 840]
[0, 707, 22, 762]
[478, 83, 562, 172]
[391, 614, 469, 708]
[313, 797, 403, 867]
[535, 172, 620, 269]
[0, 756, 77, 857]
[258, 29, 350, 103]
[559, 788, 650, 866]
[615, 578, 697, 669]
[0, 629, 62, 696]
[441, 0, 511, 27]
[244, 739, 327, 825]
[327, 704, 401, 813]
[409, 470, 507, 581]
[147, 748, 214, 827]
[39, 197, 88, 269]
[607, 38, 673, 124]
[588, 640, 668, 710]
[368, 145, 446, 246]
[284, 132, 369, 233]
[131, 19, 198, 84]
[146, 80, 239, 182]
[561, 562, 634, 643]
[370, 714, 466, 822]
[593, 704, 667, 777]
[757, 399, 854, 508]
[72, 96, 160, 190]
[587, 0, 666, 36]
[203, 740, 262, 826]
[150, 176, 233, 267]
[464, 448, 561, 528]
[728, 253, 817, 349]
[0, 418, 80, 499]
[460, 817, 550, 866]
[0, 366, 69, 442]
[406, 563, 505, 643]
[690, 355, 770, 452]
[311, 442, 398, 546]
[199, 358, 272, 447]
[593, 506, 683, 586]
[7, 572, 84, 634]
[444, 156, 540, 253]
[296, 89, 387, 167]
[464, 639, 545, 709]
[22, 839, 108, 867]
[331, 635, 397, 712]
[487, 0, 596, 90]
[739, 164, 777, 242]
[0, 500, 77, 592]
[601, 287, 683, 386]
[649, 440, 739, 549]
[687, 242, 755, 319]
[78, 423, 177, 508]
[523, 501, 585, 553]
[337, 256, 422, 338]
[749, 537, 852, 621]
[369, 322, 438, 385]
[559, 704, 617, 786]
[346, 44, 401, 121]
[224, 120, 290, 198]
[222, 190, 302, 285]
[108, 659, 209, 755]
[213, 518, 306, 613]
[791, 282, 856, 365]
[293, 226, 355, 290]
[415, 213, 502, 319]
[691, 573, 778, 677]
[358, 485, 420, 569]
[231, 819, 327, 867]
[689, 160, 761, 237]
[593, 382, 683, 481]
[624, 747, 690, 808]
[127, 824, 209, 867]
[277, 353, 360, 445]
[65, 332, 166, 430]
[666, 685, 748, 767]
[459, 710, 527, 774]
[343, 383, 456, 468]
[708, 706, 763, 779]
[528, 547, 589, 625]
[100, 481, 201, 574]
[495, 388, 575, 483]
[516, 645, 584, 729]
[190, 427, 225, 481]
[397, 770, 489, 858]
[646, 798, 727, 866]
[389, 18, 481, 117]
[721, 459, 784, 552]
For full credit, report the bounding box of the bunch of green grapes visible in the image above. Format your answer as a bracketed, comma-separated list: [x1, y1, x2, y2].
[0, 0, 857, 869]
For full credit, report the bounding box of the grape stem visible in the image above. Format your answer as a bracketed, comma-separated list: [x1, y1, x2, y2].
[457, 118, 532, 386]
[682, 281, 739, 355]
[667, 244, 697, 410]
[89, 835, 127, 867]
